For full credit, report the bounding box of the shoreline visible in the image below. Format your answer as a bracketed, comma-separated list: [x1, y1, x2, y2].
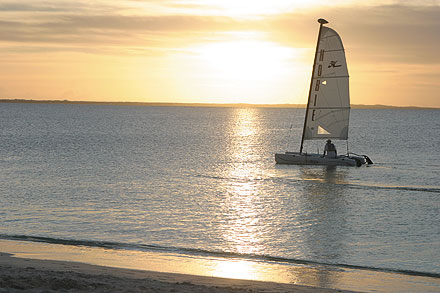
[0, 252, 353, 292]
[1, 240, 440, 292]
[1, 99, 438, 109]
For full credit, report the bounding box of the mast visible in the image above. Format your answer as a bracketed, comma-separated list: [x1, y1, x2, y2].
[299, 18, 328, 154]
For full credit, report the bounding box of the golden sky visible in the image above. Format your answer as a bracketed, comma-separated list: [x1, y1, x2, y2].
[1, 0, 439, 107]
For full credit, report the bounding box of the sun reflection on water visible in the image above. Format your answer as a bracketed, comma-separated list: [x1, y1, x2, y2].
[219, 108, 267, 256]
[213, 259, 260, 280]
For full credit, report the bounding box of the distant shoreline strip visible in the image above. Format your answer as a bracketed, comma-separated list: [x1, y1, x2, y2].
[0, 99, 438, 110]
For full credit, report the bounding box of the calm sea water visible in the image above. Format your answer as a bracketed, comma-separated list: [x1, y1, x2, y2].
[1, 103, 439, 277]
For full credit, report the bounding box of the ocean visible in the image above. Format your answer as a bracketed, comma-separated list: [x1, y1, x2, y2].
[1, 103, 439, 290]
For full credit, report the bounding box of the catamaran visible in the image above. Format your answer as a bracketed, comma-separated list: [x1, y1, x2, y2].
[275, 19, 372, 167]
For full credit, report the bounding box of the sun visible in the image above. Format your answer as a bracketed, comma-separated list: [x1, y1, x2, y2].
[189, 37, 302, 104]
[161, 32, 310, 105]
[200, 40, 290, 79]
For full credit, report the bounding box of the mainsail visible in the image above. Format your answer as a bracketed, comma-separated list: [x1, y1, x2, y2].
[303, 26, 350, 141]
[275, 19, 372, 166]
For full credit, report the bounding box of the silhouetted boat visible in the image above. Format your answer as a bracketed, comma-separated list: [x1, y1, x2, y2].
[275, 18, 372, 167]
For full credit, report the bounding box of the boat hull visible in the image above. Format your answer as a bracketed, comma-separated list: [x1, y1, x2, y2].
[275, 152, 365, 167]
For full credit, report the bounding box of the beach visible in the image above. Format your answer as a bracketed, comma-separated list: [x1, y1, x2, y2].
[2, 240, 440, 292]
[0, 252, 354, 293]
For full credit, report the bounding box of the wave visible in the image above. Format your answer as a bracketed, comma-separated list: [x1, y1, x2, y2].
[192, 171, 440, 194]
[1, 234, 439, 279]
[273, 176, 440, 193]
[349, 183, 440, 193]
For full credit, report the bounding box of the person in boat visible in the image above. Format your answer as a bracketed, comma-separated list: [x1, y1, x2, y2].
[324, 139, 337, 158]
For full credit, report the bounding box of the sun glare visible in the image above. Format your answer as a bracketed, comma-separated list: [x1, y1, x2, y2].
[213, 260, 259, 280]
[190, 39, 301, 103]
[186, 0, 340, 16]
[199, 40, 291, 80]
[207, 0, 293, 16]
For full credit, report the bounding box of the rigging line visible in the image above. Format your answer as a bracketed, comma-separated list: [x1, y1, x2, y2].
[284, 122, 294, 150]
[284, 105, 304, 151]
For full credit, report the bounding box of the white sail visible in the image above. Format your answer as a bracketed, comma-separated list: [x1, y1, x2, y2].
[303, 26, 350, 140]
[275, 19, 373, 166]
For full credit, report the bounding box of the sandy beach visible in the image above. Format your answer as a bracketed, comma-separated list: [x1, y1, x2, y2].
[1, 240, 440, 292]
[0, 252, 355, 292]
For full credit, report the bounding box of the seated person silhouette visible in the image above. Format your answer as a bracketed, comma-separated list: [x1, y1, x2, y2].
[324, 139, 337, 158]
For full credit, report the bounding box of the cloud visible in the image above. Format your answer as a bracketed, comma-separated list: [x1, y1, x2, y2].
[265, 4, 440, 64]
[39, 14, 241, 32]
[0, 1, 119, 13]
[0, 12, 250, 53]
[0, 3, 64, 12]
[0, 2, 439, 64]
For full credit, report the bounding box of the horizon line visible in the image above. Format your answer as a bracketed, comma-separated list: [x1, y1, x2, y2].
[0, 99, 438, 110]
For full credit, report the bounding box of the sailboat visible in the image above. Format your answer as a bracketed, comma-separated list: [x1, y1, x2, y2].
[275, 18, 372, 167]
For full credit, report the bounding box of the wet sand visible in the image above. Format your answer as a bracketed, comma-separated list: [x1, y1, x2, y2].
[1, 240, 440, 292]
[0, 252, 353, 292]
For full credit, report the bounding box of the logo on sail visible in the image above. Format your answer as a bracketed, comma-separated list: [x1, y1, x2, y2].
[328, 61, 341, 68]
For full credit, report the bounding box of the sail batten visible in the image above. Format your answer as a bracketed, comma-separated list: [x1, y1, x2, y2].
[303, 25, 350, 141]
[309, 107, 350, 109]
[312, 75, 349, 79]
[321, 49, 345, 53]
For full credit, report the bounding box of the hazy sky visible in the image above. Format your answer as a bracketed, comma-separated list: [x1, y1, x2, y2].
[1, 0, 439, 107]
